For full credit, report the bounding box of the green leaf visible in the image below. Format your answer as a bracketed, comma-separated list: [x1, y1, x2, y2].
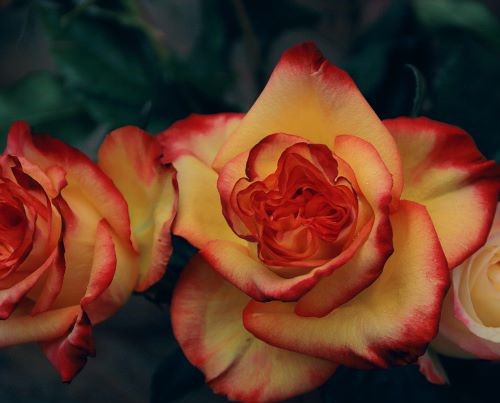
[414, 0, 500, 49]
[36, 0, 188, 132]
[0, 71, 96, 149]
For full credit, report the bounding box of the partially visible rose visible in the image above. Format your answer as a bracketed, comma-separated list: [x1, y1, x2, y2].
[0, 122, 176, 380]
[160, 43, 500, 402]
[433, 203, 500, 359]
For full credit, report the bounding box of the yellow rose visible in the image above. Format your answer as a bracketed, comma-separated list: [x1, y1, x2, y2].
[160, 43, 500, 402]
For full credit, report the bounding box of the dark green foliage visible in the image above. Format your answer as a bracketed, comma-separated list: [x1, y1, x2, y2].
[1, 1, 500, 401]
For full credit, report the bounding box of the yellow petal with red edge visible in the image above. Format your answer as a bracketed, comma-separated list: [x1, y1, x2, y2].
[243, 200, 449, 368]
[417, 349, 449, 385]
[98, 126, 177, 291]
[6, 121, 134, 251]
[50, 214, 136, 325]
[0, 302, 80, 346]
[212, 43, 402, 201]
[201, 215, 379, 302]
[42, 219, 119, 381]
[158, 113, 244, 166]
[171, 254, 337, 403]
[385, 117, 500, 268]
[173, 155, 245, 249]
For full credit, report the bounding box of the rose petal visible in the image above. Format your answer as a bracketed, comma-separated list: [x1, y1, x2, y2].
[30, 195, 67, 315]
[385, 117, 500, 268]
[158, 113, 244, 166]
[417, 350, 449, 385]
[212, 43, 402, 201]
[41, 219, 117, 381]
[0, 248, 59, 319]
[41, 310, 95, 382]
[243, 200, 449, 368]
[201, 216, 378, 302]
[171, 254, 337, 403]
[173, 155, 246, 249]
[0, 303, 80, 347]
[6, 121, 134, 251]
[98, 126, 177, 291]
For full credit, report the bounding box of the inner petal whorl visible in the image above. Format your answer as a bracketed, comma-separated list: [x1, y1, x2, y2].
[231, 142, 358, 269]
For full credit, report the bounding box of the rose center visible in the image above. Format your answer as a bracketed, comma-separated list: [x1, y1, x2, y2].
[232, 143, 358, 268]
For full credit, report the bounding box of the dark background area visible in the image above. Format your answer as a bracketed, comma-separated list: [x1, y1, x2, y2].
[1, 0, 500, 402]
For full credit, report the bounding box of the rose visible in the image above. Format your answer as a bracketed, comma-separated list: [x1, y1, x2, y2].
[430, 203, 500, 360]
[418, 203, 500, 385]
[160, 43, 500, 402]
[0, 122, 176, 381]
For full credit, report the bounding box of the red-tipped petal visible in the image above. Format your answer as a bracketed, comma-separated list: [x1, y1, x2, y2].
[201, 221, 377, 302]
[158, 113, 244, 167]
[41, 219, 118, 381]
[41, 310, 95, 382]
[417, 350, 449, 385]
[6, 121, 133, 251]
[173, 155, 245, 249]
[171, 255, 337, 403]
[98, 126, 177, 291]
[0, 304, 80, 347]
[212, 43, 402, 200]
[243, 201, 449, 368]
[385, 116, 500, 268]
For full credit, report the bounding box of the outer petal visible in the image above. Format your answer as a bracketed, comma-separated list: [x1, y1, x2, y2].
[417, 350, 449, 385]
[6, 121, 134, 251]
[171, 255, 337, 403]
[42, 219, 117, 381]
[98, 126, 177, 291]
[385, 117, 500, 268]
[158, 114, 247, 250]
[50, 190, 137, 326]
[0, 303, 80, 347]
[173, 155, 245, 249]
[212, 43, 403, 200]
[243, 201, 449, 368]
[158, 113, 244, 166]
[41, 310, 95, 382]
[201, 215, 376, 302]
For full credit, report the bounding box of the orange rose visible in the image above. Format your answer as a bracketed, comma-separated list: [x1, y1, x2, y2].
[0, 122, 176, 380]
[160, 43, 500, 402]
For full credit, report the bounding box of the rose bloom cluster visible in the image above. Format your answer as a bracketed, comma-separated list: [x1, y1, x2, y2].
[1, 43, 499, 402]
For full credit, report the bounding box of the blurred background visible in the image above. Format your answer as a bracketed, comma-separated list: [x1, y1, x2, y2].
[1, 0, 500, 402]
